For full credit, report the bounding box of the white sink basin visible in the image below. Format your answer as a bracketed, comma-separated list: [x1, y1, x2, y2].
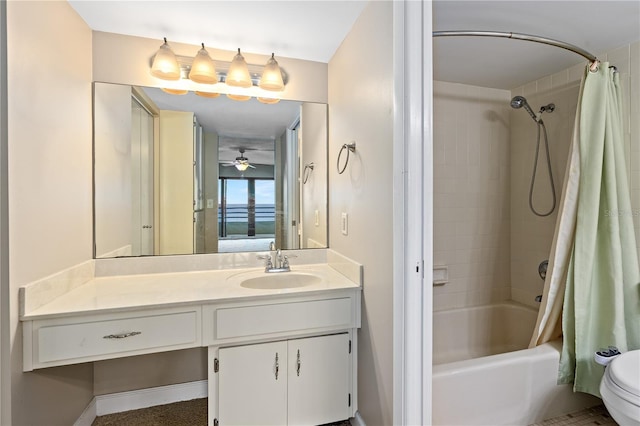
[240, 272, 322, 290]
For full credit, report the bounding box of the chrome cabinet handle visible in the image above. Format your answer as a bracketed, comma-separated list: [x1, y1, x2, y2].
[275, 352, 279, 380]
[103, 331, 142, 339]
[296, 349, 301, 376]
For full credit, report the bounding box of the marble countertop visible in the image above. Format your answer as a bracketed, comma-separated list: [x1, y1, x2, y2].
[21, 263, 361, 321]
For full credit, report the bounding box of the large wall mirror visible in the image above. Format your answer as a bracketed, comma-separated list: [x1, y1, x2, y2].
[93, 82, 328, 258]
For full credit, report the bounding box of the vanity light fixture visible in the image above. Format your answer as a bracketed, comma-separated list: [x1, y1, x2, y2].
[258, 53, 285, 92]
[189, 43, 218, 84]
[149, 40, 288, 102]
[150, 38, 181, 81]
[226, 48, 253, 88]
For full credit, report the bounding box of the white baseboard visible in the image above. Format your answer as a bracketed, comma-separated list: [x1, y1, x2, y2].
[74, 380, 208, 426]
[351, 411, 366, 426]
[74, 398, 96, 426]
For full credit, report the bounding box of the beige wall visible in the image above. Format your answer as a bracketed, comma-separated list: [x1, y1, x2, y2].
[300, 103, 327, 248]
[328, 2, 394, 424]
[6, 1, 94, 424]
[94, 348, 207, 395]
[432, 81, 512, 310]
[159, 110, 195, 254]
[93, 31, 328, 104]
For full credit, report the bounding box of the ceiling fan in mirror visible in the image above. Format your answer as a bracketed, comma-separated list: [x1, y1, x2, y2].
[221, 148, 256, 171]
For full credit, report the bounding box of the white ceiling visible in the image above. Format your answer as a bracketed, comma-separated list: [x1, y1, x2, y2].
[433, 1, 640, 89]
[68, 0, 368, 63]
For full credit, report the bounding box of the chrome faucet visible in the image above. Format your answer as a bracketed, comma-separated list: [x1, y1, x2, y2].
[257, 246, 296, 273]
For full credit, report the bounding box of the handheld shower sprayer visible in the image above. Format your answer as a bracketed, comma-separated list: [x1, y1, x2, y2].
[510, 95, 557, 217]
[510, 96, 539, 122]
[511, 96, 556, 123]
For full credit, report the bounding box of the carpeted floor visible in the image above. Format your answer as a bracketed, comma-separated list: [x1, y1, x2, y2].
[92, 398, 352, 426]
[92, 399, 208, 426]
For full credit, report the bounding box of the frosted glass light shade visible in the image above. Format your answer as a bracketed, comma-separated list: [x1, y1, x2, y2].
[189, 44, 218, 84]
[226, 93, 251, 101]
[226, 48, 252, 88]
[258, 54, 285, 92]
[195, 91, 221, 98]
[235, 163, 250, 171]
[257, 97, 280, 104]
[161, 88, 188, 95]
[150, 38, 181, 81]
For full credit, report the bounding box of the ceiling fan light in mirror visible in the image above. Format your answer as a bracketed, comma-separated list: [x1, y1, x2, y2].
[161, 88, 188, 95]
[150, 38, 181, 81]
[226, 93, 251, 101]
[258, 53, 285, 92]
[195, 91, 221, 98]
[189, 43, 218, 84]
[257, 97, 280, 105]
[226, 48, 253, 88]
[235, 163, 250, 171]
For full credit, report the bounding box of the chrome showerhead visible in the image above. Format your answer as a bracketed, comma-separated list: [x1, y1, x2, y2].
[510, 95, 538, 122]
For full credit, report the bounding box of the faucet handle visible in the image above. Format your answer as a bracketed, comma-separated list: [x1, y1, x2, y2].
[256, 254, 273, 268]
[282, 254, 297, 268]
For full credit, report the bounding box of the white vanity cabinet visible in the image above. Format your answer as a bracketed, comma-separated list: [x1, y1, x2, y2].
[20, 262, 362, 424]
[215, 333, 352, 426]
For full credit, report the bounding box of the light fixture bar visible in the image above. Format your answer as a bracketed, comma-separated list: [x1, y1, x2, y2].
[151, 54, 289, 87]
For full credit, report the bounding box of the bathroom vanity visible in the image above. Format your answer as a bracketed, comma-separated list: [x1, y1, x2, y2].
[20, 257, 361, 426]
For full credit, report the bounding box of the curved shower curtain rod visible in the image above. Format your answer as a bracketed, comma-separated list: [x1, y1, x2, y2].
[433, 31, 599, 67]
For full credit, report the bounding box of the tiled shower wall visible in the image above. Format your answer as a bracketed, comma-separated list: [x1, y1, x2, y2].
[510, 41, 640, 307]
[433, 81, 511, 310]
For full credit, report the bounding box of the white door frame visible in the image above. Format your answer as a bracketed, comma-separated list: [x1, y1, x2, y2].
[393, 1, 433, 425]
[0, 1, 9, 422]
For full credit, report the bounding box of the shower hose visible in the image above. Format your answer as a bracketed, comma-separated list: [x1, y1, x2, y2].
[530, 120, 556, 217]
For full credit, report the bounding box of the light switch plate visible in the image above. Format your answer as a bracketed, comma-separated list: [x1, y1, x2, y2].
[206, 199, 214, 209]
[341, 212, 348, 235]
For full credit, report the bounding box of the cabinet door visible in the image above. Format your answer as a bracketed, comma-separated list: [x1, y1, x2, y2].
[218, 341, 287, 426]
[287, 333, 351, 425]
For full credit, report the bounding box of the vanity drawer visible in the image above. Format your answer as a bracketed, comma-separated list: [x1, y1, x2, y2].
[212, 297, 354, 341]
[28, 307, 201, 369]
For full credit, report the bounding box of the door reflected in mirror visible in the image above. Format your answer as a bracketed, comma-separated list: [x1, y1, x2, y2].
[93, 82, 327, 258]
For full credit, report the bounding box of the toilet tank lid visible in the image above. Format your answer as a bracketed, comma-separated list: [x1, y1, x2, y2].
[609, 350, 640, 396]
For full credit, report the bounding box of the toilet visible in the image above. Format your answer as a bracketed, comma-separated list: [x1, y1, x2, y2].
[600, 349, 640, 426]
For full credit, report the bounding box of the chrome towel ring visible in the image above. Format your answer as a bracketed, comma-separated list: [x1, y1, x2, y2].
[302, 162, 314, 184]
[337, 142, 356, 174]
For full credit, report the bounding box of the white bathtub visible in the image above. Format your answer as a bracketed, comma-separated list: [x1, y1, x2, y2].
[432, 302, 599, 425]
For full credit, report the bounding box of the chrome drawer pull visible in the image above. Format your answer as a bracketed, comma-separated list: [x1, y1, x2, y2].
[103, 331, 142, 339]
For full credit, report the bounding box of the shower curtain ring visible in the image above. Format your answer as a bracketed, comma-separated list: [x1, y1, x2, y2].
[589, 60, 600, 73]
[337, 141, 356, 175]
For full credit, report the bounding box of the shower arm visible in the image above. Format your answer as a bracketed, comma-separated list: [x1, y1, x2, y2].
[433, 31, 599, 69]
